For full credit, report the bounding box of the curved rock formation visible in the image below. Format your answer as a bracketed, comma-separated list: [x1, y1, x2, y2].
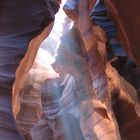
[104, 0, 140, 68]
[13, 19, 140, 139]
[1, 0, 140, 140]
[0, 0, 59, 140]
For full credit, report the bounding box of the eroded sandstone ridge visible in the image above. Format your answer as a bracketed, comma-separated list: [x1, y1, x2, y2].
[9, 0, 140, 140]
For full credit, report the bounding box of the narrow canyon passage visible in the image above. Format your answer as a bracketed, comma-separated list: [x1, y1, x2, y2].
[1, 0, 140, 140]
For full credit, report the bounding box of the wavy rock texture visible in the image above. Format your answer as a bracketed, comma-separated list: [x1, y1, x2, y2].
[13, 19, 92, 140]
[63, 1, 121, 139]
[13, 11, 140, 140]
[0, 0, 59, 140]
[1, 0, 140, 140]
[11, 1, 139, 137]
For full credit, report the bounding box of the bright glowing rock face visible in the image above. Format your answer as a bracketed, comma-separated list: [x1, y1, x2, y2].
[0, 1, 140, 140]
